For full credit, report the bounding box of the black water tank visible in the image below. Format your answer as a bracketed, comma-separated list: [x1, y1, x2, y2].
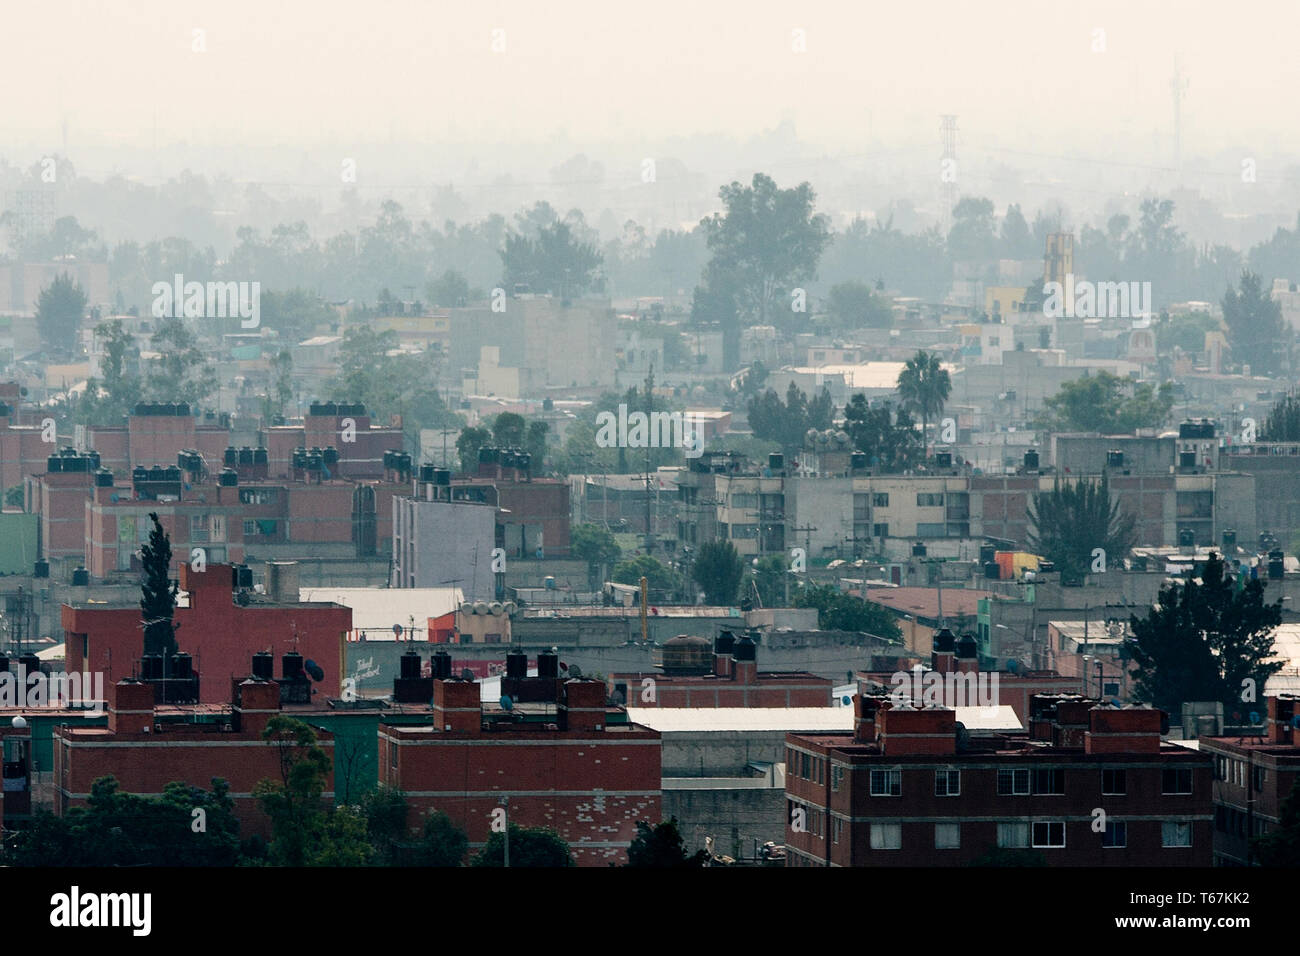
[254, 447, 268, 465]
[323, 447, 340, 465]
[1269, 550, 1285, 580]
[933, 628, 956, 653]
[912, 542, 927, 556]
[985, 561, 1001, 579]
[715, 632, 736, 656]
[141, 654, 164, 681]
[1178, 528, 1195, 547]
[34, 559, 49, 579]
[956, 634, 979, 659]
[850, 452, 868, 469]
[433, 469, 451, 486]
[505, 651, 528, 679]
[171, 653, 193, 680]
[419, 463, 436, 482]
[239, 447, 254, 465]
[218, 469, 238, 486]
[1107, 450, 1124, 468]
[934, 451, 953, 468]
[537, 652, 559, 679]
[238, 566, 253, 589]
[72, 566, 89, 586]
[769, 453, 785, 471]
[431, 650, 452, 680]
[1222, 529, 1237, 552]
[1179, 451, 1197, 469]
[224, 447, 237, 466]
[399, 650, 423, 680]
[979, 545, 996, 565]
[46, 456, 63, 473]
[0, 655, 8, 673]
[734, 635, 757, 661]
[1023, 450, 1039, 472]
[251, 652, 274, 680]
[282, 652, 304, 680]
[94, 469, 114, 487]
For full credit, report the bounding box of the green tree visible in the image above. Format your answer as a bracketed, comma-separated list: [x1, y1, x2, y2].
[4, 485, 24, 509]
[746, 382, 834, 456]
[1223, 271, 1288, 376]
[263, 348, 294, 422]
[146, 318, 218, 405]
[692, 540, 744, 606]
[1253, 778, 1300, 866]
[749, 554, 789, 608]
[946, 196, 998, 263]
[612, 554, 680, 594]
[525, 420, 549, 467]
[825, 281, 891, 330]
[359, 785, 409, 865]
[470, 823, 574, 867]
[140, 512, 179, 658]
[697, 173, 831, 366]
[456, 425, 492, 474]
[1261, 389, 1300, 442]
[501, 219, 603, 297]
[6, 775, 241, 867]
[491, 412, 527, 448]
[35, 272, 88, 354]
[571, 523, 621, 588]
[1127, 552, 1283, 715]
[843, 395, 918, 473]
[253, 715, 333, 867]
[78, 318, 141, 425]
[259, 289, 334, 345]
[1036, 371, 1173, 434]
[1028, 474, 1136, 586]
[420, 810, 470, 867]
[426, 269, 474, 307]
[896, 350, 951, 458]
[625, 817, 708, 867]
[792, 584, 901, 640]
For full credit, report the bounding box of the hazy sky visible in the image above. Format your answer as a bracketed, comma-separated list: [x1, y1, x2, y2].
[5, 1, 1299, 180]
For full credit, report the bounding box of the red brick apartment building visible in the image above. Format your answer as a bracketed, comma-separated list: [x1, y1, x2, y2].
[610, 632, 831, 708]
[1200, 695, 1300, 866]
[857, 628, 1083, 722]
[380, 663, 660, 866]
[64, 561, 351, 703]
[785, 693, 1212, 866]
[54, 675, 334, 839]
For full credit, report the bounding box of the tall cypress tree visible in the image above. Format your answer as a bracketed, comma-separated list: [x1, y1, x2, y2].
[140, 512, 179, 659]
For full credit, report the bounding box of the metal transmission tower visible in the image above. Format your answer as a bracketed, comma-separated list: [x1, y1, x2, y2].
[939, 115, 958, 232]
[1171, 57, 1188, 177]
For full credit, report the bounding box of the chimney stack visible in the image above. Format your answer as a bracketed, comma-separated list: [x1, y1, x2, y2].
[955, 633, 979, 674]
[108, 679, 155, 733]
[1268, 695, 1297, 745]
[931, 628, 956, 674]
[714, 632, 735, 678]
[854, 694, 890, 743]
[733, 634, 757, 685]
[432, 678, 480, 732]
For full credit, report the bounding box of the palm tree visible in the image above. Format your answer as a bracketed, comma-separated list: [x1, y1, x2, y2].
[897, 350, 951, 459]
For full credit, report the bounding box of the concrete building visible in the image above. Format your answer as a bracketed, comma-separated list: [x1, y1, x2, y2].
[1200, 695, 1300, 866]
[610, 632, 832, 709]
[392, 483, 497, 599]
[785, 693, 1212, 866]
[379, 661, 660, 866]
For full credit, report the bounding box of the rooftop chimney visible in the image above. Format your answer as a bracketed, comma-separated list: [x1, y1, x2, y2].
[232, 678, 282, 735]
[854, 695, 890, 744]
[562, 679, 606, 732]
[878, 705, 957, 756]
[108, 679, 156, 733]
[1085, 705, 1163, 755]
[1269, 695, 1297, 745]
[714, 632, 735, 678]
[955, 633, 979, 674]
[931, 628, 956, 674]
[432, 678, 480, 732]
[733, 634, 757, 685]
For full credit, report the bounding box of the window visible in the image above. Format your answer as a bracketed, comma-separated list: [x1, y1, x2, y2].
[243, 519, 258, 536]
[872, 523, 889, 538]
[917, 522, 946, 537]
[831, 765, 843, 792]
[935, 769, 961, 796]
[1162, 768, 1193, 795]
[1101, 769, 1127, 795]
[1102, 821, 1127, 848]
[872, 493, 889, 507]
[238, 488, 278, 505]
[870, 769, 902, 796]
[997, 822, 1029, 848]
[1161, 822, 1192, 847]
[997, 768, 1030, 795]
[870, 823, 901, 850]
[731, 524, 759, 539]
[800, 752, 810, 779]
[916, 493, 944, 507]
[831, 816, 842, 844]
[853, 495, 870, 521]
[1031, 821, 1066, 848]
[1253, 765, 1266, 791]
[934, 823, 960, 849]
[1032, 768, 1065, 795]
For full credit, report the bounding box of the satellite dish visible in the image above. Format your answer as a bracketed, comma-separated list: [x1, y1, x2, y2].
[304, 659, 325, 682]
[110, 493, 119, 502]
[841, 695, 852, 706]
[499, 695, 514, 711]
[392, 623, 403, 637]
[1109, 698, 1122, 707]
[1250, 711, 1260, 724]
[11, 716, 27, 729]
[568, 664, 583, 678]
[460, 668, 475, 681]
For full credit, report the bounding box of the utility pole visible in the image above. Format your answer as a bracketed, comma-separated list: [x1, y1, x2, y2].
[499, 795, 510, 867]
